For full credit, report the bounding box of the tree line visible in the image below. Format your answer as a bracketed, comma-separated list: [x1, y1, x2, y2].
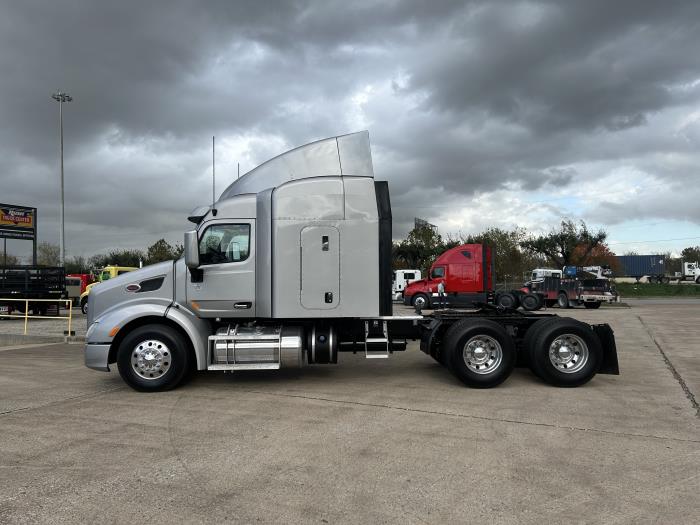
[3, 238, 184, 274]
[393, 219, 698, 281]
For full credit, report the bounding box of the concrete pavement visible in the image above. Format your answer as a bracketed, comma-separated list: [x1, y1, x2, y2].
[0, 305, 698, 523]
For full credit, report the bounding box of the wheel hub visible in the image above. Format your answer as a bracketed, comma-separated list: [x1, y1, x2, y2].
[132, 339, 171, 380]
[556, 344, 572, 361]
[548, 334, 588, 373]
[463, 335, 503, 374]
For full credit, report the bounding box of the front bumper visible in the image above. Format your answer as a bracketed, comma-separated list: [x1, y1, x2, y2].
[85, 343, 111, 372]
[581, 293, 618, 303]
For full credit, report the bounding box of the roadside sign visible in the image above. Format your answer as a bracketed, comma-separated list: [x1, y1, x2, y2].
[0, 203, 37, 264]
[0, 204, 36, 240]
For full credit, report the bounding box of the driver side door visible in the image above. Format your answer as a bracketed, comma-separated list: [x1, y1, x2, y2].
[186, 220, 256, 318]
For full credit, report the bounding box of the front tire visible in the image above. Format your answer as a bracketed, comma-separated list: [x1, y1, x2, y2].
[412, 293, 430, 311]
[81, 297, 88, 315]
[117, 324, 191, 392]
[526, 318, 602, 387]
[557, 292, 570, 309]
[443, 319, 516, 388]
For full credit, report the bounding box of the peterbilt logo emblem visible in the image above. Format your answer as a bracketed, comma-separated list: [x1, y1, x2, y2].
[125, 283, 141, 292]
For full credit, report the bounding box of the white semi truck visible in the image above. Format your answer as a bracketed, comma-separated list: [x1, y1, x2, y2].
[392, 269, 422, 300]
[84, 132, 619, 391]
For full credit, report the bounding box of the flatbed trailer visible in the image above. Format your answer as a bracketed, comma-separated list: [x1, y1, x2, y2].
[0, 266, 65, 315]
[84, 132, 618, 391]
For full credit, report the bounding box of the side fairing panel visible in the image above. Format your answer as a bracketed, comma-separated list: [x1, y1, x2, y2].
[271, 176, 379, 318]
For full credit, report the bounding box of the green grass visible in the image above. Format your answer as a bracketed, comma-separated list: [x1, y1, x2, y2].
[615, 282, 700, 297]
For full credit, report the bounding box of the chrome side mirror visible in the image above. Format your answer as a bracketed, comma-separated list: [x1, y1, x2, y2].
[184, 230, 200, 269]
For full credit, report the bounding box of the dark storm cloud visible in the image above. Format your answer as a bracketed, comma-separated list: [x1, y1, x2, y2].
[0, 0, 699, 258]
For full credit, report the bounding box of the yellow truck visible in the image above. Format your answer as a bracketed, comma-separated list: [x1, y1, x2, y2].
[80, 265, 138, 314]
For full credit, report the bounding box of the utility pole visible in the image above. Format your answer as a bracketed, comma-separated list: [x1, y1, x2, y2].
[51, 90, 72, 267]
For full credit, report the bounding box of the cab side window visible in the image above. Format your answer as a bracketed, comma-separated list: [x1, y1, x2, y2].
[199, 224, 251, 265]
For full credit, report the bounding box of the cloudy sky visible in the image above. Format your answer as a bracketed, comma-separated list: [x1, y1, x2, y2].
[1, 0, 699, 262]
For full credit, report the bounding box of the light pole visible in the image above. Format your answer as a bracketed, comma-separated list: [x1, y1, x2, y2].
[52, 90, 72, 267]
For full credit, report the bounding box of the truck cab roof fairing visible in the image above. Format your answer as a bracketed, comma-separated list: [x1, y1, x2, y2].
[218, 131, 374, 200]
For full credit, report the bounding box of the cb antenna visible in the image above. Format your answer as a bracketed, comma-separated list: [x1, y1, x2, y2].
[212, 136, 217, 215]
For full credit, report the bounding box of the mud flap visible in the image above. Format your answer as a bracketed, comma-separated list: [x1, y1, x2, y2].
[593, 324, 619, 375]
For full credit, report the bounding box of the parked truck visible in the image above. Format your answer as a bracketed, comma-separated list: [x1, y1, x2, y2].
[402, 244, 495, 309]
[392, 269, 421, 300]
[681, 262, 700, 283]
[65, 276, 83, 306]
[614, 255, 700, 283]
[67, 273, 95, 296]
[0, 266, 65, 315]
[519, 266, 618, 310]
[79, 265, 138, 314]
[84, 132, 619, 392]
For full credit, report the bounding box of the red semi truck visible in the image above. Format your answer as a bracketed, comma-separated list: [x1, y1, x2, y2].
[402, 244, 495, 309]
[403, 245, 617, 311]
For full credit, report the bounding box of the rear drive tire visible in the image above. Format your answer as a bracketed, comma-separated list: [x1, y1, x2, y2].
[557, 292, 570, 309]
[526, 318, 602, 387]
[521, 293, 541, 311]
[522, 317, 561, 379]
[117, 324, 191, 392]
[443, 319, 516, 388]
[412, 293, 429, 310]
[496, 292, 517, 309]
[584, 301, 601, 309]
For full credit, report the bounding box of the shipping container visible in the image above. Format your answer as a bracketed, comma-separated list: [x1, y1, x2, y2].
[614, 255, 666, 279]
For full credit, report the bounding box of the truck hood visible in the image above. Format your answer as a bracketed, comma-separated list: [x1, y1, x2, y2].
[404, 279, 428, 294]
[88, 261, 175, 326]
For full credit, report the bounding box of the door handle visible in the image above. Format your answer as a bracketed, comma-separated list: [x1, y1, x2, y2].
[234, 302, 252, 309]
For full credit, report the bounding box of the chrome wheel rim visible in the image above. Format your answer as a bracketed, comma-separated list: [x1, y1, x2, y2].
[548, 334, 588, 373]
[414, 296, 427, 308]
[462, 335, 503, 374]
[132, 339, 172, 380]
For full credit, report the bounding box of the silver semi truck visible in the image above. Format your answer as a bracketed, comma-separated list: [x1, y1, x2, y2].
[84, 132, 619, 391]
